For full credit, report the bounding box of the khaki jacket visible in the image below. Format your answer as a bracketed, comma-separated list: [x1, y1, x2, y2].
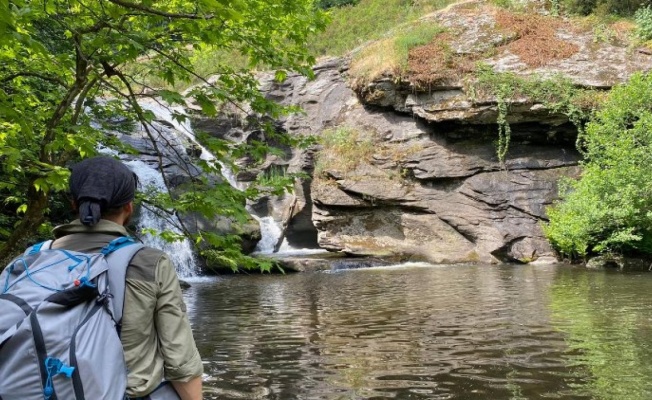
[52, 220, 203, 398]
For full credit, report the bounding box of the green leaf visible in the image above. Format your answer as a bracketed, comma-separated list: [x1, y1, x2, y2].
[194, 93, 217, 117]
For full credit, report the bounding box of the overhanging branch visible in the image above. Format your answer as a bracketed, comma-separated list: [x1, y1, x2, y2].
[1, 72, 67, 87]
[106, 0, 213, 19]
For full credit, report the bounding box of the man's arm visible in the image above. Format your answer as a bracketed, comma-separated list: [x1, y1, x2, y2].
[172, 376, 203, 400]
[154, 255, 204, 399]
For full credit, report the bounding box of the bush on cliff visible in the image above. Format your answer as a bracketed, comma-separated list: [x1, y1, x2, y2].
[561, 0, 650, 16]
[544, 73, 652, 259]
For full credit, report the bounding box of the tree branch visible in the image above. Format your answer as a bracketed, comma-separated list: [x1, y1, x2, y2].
[105, 0, 213, 19]
[1, 72, 67, 87]
[72, 76, 100, 124]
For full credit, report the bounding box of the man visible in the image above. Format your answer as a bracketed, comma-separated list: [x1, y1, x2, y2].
[50, 156, 203, 400]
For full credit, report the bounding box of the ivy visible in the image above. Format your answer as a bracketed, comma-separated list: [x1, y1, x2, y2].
[472, 64, 602, 163]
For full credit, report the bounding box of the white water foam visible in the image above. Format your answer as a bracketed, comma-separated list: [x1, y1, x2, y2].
[125, 159, 199, 279]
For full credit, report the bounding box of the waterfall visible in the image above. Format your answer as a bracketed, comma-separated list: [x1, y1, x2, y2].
[251, 215, 325, 256]
[125, 159, 199, 279]
[251, 216, 282, 253]
[138, 98, 242, 189]
[132, 98, 323, 265]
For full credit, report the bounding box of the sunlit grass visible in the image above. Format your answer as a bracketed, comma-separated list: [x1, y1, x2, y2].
[308, 0, 456, 57]
[349, 21, 446, 85]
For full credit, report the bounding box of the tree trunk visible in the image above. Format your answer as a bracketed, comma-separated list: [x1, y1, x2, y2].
[0, 185, 48, 267]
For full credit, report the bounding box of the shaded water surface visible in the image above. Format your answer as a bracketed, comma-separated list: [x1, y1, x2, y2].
[184, 264, 652, 400]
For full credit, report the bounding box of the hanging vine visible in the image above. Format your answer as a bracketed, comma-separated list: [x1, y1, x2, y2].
[473, 65, 602, 164]
[495, 84, 513, 164]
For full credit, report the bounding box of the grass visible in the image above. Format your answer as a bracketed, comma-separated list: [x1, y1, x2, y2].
[308, 0, 456, 57]
[315, 127, 377, 177]
[349, 21, 447, 86]
[348, 3, 587, 89]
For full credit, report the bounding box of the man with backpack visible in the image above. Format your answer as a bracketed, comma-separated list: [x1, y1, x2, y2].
[0, 156, 203, 399]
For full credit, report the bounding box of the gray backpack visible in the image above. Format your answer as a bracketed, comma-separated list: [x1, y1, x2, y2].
[0, 237, 144, 400]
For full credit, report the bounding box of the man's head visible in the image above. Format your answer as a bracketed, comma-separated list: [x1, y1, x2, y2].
[69, 156, 139, 226]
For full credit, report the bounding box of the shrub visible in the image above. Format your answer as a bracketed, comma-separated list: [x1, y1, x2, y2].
[317, 0, 358, 9]
[561, 0, 650, 16]
[314, 127, 376, 176]
[543, 73, 652, 259]
[635, 5, 652, 40]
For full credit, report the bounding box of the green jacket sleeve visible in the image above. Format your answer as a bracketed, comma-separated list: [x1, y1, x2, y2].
[154, 255, 204, 382]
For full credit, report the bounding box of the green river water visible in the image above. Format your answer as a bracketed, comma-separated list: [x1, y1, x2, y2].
[183, 263, 652, 400]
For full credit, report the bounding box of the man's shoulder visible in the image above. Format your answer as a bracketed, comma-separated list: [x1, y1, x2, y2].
[134, 245, 168, 260]
[127, 246, 171, 282]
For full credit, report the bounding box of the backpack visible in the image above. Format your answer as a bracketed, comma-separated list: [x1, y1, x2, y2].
[0, 236, 144, 400]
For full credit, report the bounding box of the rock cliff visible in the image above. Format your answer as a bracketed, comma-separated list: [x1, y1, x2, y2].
[198, 0, 652, 264]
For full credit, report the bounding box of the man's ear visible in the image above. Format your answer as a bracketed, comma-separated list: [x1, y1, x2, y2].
[124, 201, 134, 214]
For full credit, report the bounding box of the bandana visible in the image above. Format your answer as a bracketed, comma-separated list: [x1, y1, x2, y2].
[69, 156, 138, 226]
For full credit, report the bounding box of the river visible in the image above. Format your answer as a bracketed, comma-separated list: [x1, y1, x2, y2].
[183, 263, 652, 400]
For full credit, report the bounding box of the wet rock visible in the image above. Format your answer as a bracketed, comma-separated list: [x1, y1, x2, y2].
[586, 255, 652, 272]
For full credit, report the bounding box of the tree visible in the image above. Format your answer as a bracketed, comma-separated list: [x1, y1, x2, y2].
[543, 73, 652, 260]
[0, 0, 327, 268]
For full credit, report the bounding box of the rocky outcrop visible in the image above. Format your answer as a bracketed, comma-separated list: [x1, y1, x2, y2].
[586, 255, 652, 272]
[113, 99, 262, 254]
[195, 0, 652, 264]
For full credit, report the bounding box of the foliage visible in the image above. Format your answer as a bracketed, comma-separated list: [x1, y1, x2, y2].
[0, 0, 326, 270]
[473, 65, 601, 163]
[314, 127, 377, 176]
[317, 0, 359, 9]
[635, 5, 652, 40]
[308, 0, 455, 57]
[543, 73, 652, 259]
[560, 0, 650, 16]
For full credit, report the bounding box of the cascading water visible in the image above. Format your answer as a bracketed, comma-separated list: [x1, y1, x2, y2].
[125, 159, 199, 279]
[251, 216, 282, 253]
[138, 98, 242, 189]
[251, 214, 326, 256]
[132, 98, 324, 264]
[98, 141, 200, 278]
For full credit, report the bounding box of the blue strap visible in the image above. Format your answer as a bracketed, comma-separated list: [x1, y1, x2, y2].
[3, 254, 82, 294]
[101, 237, 136, 255]
[26, 240, 52, 255]
[29, 242, 44, 255]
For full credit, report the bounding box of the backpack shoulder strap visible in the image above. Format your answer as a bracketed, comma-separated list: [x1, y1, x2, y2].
[23, 240, 53, 256]
[105, 241, 145, 324]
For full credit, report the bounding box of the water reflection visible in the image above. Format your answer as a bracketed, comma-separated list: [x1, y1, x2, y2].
[184, 264, 652, 399]
[550, 269, 652, 400]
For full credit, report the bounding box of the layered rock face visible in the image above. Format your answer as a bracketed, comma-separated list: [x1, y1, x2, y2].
[202, 0, 652, 263]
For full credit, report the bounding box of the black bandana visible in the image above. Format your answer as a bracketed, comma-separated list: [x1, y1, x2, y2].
[69, 156, 138, 226]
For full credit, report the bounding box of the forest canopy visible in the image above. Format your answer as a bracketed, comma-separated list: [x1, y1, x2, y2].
[0, 0, 326, 268]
